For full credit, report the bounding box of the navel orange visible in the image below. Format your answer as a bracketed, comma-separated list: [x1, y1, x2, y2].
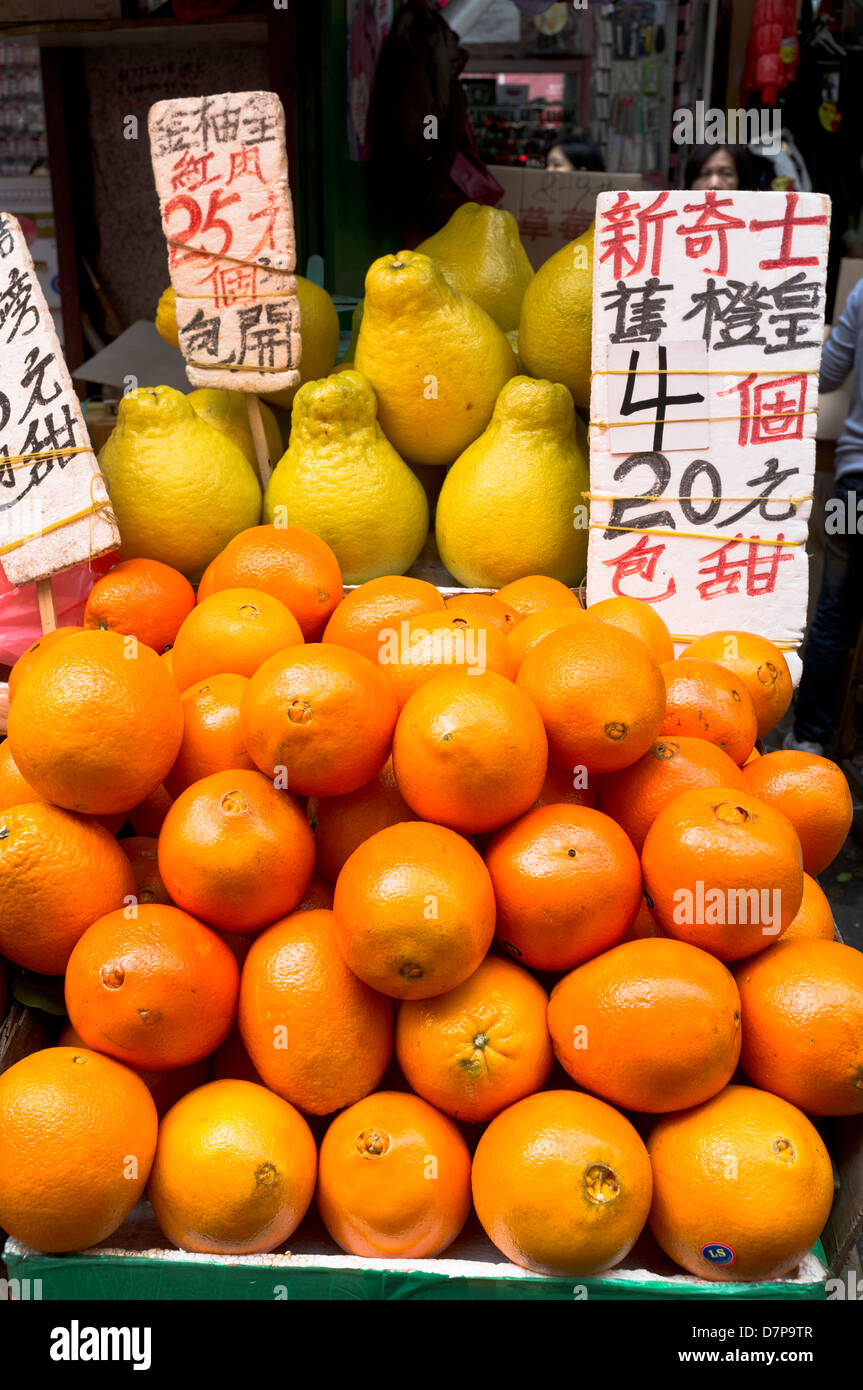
[158, 769, 315, 932]
[495, 574, 581, 616]
[197, 524, 343, 640]
[0, 1047, 158, 1253]
[148, 1079, 317, 1255]
[782, 872, 835, 942]
[118, 835, 172, 906]
[332, 820, 496, 999]
[391, 670, 548, 833]
[660, 657, 758, 766]
[7, 629, 184, 814]
[587, 595, 674, 665]
[683, 630, 793, 739]
[516, 622, 665, 773]
[395, 955, 553, 1122]
[548, 938, 741, 1112]
[444, 593, 521, 634]
[599, 735, 748, 854]
[0, 803, 136, 974]
[742, 750, 853, 875]
[310, 757, 416, 883]
[485, 804, 642, 971]
[736, 939, 863, 1115]
[241, 644, 398, 796]
[65, 903, 239, 1070]
[317, 1090, 472, 1258]
[507, 604, 595, 673]
[7, 625, 84, 701]
[170, 587, 304, 691]
[164, 672, 256, 798]
[238, 908, 393, 1115]
[83, 557, 195, 654]
[648, 1084, 834, 1281]
[472, 1090, 652, 1276]
[375, 609, 515, 708]
[323, 575, 445, 664]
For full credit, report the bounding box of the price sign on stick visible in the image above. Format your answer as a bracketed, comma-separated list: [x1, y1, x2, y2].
[587, 189, 832, 677]
[148, 90, 301, 486]
[0, 212, 120, 626]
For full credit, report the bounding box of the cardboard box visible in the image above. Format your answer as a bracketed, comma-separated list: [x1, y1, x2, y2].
[490, 167, 643, 269]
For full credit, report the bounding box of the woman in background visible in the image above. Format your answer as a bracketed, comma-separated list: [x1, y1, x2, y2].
[683, 142, 770, 191]
[547, 133, 605, 172]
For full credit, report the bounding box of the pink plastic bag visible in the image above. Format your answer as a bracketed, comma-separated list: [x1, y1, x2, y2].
[0, 562, 99, 667]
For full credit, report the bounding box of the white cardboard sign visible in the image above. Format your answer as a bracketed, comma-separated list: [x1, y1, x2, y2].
[587, 189, 831, 665]
[0, 212, 119, 587]
[149, 90, 301, 394]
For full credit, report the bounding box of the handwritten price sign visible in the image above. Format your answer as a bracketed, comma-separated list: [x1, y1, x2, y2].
[587, 189, 832, 668]
[149, 90, 301, 394]
[0, 213, 119, 587]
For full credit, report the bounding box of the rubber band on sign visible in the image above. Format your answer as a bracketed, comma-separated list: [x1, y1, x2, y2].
[670, 632, 797, 649]
[185, 360, 298, 374]
[1, 445, 92, 472]
[588, 523, 804, 547]
[0, 498, 116, 557]
[589, 367, 821, 381]
[166, 240, 296, 275]
[591, 411, 817, 429]
[582, 491, 815, 505]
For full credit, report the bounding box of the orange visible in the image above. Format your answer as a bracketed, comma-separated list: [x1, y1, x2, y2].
[297, 872, 335, 911]
[170, 587, 303, 691]
[599, 735, 748, 854]
[65, 903, 239, 1070]
[660, 657, 758, 766]
[648, 1084, 834, 1281]
[316, 1090, 472, 1258]
[683, 630, 793, 740]
[395, 956, 553, 1122]
[736, 940, 863, 1115]
[534, 760, 598, 810]
[323, 575, 445, 665]
[7, 625, 84, 701]
[485, 805, 642, 972]
[743, 745, 761, 765]
[332, 821, 496, 999]
[516, 622, 665, 774]
[127, 783, 173, 837]
[782, 872, 834, 942]
[197, 524, 343, 640]
[495, 574, 581, 616]
[239, 908, 393, 1115]
[310, 756, 416, 883]
[0, 1046, 158, 1253]
[742, 750, 853, 875]
[620, 895, 662, 942]
[0, 803, 136, 974]
[161, 648, 175, 679]
[391, 670, 548, 834]
[83, 557, 195, 654]
[444, 593, 521, 634]
[507, 605, 595, 673]
[548, 938, 741, 1113]
[158, 769, 315, 932]
[118, 835, 172, 906]
[148, 1079, 317, 1255]
[164, 672, 256, 798]
[7, 630, 184, 815]
[241, 644, 398, 796]
[375, 609, 515, 709]
[0, 740, 51, 809]
[641, 786, 804, 961]
[587, 595, 674, 665]
[58, 1022, 208, 1119]
[472, 1090, 652, 1277]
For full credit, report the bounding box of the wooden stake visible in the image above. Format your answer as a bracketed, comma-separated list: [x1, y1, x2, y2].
[36, 577, 57, 635]
[245, 394, 273, 491]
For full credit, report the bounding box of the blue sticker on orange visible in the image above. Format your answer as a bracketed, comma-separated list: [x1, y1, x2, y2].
[701, 1243, 735, 1266]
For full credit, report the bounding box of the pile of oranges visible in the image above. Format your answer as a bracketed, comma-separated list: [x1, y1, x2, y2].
[0, 524, 860, 1284]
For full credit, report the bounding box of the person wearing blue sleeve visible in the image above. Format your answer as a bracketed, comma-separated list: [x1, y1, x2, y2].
[785, 278, 863, 755]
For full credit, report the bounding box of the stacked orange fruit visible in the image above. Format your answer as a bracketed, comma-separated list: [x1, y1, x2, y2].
[0, 531, 857, 1286]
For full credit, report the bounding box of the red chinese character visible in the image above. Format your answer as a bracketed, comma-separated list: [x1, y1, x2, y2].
[247, 190, 283, 258]
[749, 192, 828, 271]
[169, 149, 217, 193]
[518, 206, 552, 241]
[227, 146, 265, 186]
[696, 535, 793, 599]
[675, 191, 746, 277]
[599, 191, 677, 279]
[602, 533, 676, 600]
[198, 262, 258, 308]
[559, 207, 591, 243]
[720, 372, 808, 447]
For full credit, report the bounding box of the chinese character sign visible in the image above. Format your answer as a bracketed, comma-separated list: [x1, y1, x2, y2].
[0, 213, 119, 588]
[149, 91, 301, 394]
[587, 189, 831, 667]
